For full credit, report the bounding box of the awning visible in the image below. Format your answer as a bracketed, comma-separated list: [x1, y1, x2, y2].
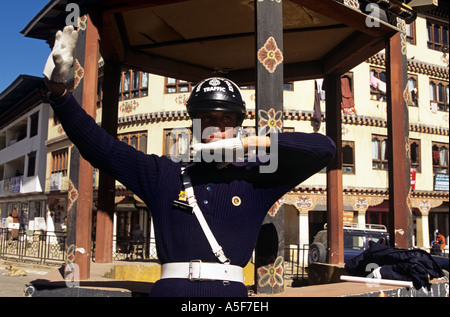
[22, 0, 417, 83]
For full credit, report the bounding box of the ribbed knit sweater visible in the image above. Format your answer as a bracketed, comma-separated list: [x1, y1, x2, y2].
[50, 92, 336, 297]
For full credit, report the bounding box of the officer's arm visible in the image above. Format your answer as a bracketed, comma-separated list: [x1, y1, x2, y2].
[242, 135, 271, 150]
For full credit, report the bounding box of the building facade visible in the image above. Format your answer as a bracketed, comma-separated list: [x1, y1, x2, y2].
[0, 76, 50, 229]
[1, 2, 448, 263]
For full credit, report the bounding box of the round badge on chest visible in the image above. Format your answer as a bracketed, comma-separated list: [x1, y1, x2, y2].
[232, 196, 241, 207]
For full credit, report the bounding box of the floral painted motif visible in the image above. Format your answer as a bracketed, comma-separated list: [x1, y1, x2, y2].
[343, 0, 360, 9]
[73, 59, 84, 90]
[295, 196, 314, 211]
[342, 105, 357, 115]
[418, 200, 431, 213]
[258, 108, 283, 135]
[396, 18, 408, 56]
[175, 94, 188, 106]
[257, 256, 284, 288]
[67, 180, 79, 211]
[120, 100, 140, 114]
[354, 198, 369, 212]
[78, 15, 88, 31]
[257, 36, 283, 73]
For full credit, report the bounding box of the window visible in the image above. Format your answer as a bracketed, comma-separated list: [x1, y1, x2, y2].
[118, 131, 148, 153]
[163, 128, 191, 161]
[165, 78, 193, 94]
[27, 152, 36, 177]
[407, 75, 418, 107]
[405, 21, 416, 45]
[432, 142, 449, 174]
[52, 148, 69, 176]
[372, 135, 388, 170]
[427, 19, 449, 52]
[120, 70, 149, 100]
[283, 82, 293, 91]
[343, 141, 355, 174]
[410, 139, 421, 173]
[30, 112, 39, 137]
[370, 68, 386, 101]
[429, 79, 449, 112]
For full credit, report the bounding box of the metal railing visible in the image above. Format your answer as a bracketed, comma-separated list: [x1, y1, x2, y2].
[0, 228, 66, 265]
[1, 229, 160, 265]
[109, 236, 158, 261]
[283, 244, 309, 281]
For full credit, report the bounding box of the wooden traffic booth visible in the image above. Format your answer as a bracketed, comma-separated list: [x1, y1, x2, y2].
[23, 0, 416, 294]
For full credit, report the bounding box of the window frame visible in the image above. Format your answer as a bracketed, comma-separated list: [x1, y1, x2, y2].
[429, 78, 449, 112]
[370, 67, 387, 101]
[163, 127, 191, 160]
[118, 131, 148, 153]
[51, 148, 69, 177]
[432, 142, 449, 174]
[427, 19, 449, 52]
[29, 111, 39, 138]
[342, 141, 355, 174]
[372, 135, 388, 171]
[119, 70, 149, 101]
[165, 78, 193, 94]
[406, 20, 416, 45]
[27, 151, 37, 177]
[409, 138, 421, 173]
[407, 74, 419, 107]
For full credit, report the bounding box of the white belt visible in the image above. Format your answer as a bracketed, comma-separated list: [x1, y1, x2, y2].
[161, 261, 244, 283]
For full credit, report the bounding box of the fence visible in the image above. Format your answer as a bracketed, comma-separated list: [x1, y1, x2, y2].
[0, 229, 159, 265]
[0, 228, 66, 265]
[109, 236, 158, 261]
[283, 244, 309, 281]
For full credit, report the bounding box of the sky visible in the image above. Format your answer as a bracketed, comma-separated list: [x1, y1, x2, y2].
[0, 0, 51, 93]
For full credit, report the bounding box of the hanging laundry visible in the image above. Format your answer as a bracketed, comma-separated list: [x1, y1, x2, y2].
[370, 73, 387, 93]
[341, 76, 357, 115]
[378, 79, 386, 93]
[370, 73, 379, 89]
[313, 79, 323, 130]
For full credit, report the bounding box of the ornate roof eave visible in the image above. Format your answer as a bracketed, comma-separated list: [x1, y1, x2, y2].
[367, 54, 449, 80]
[289, 186, 449, 201]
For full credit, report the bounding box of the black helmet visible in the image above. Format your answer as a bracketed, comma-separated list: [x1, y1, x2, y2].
[186, 77, 246, 118]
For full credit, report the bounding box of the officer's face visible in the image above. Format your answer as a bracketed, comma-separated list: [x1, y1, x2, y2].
[196, 111, 238, 142]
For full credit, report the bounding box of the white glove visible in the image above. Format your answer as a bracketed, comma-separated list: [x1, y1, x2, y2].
[192, 137, 245, 164]
[43, 26, 79, 84]
[192, 137, 244, 152]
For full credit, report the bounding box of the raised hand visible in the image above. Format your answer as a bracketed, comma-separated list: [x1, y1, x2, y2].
[43, 26, 79, 84]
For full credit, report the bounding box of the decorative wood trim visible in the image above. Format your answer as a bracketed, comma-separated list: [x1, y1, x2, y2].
[367, 54, 449, 80]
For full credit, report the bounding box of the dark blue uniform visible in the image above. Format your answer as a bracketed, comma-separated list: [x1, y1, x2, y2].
[51, 92, 336, 297]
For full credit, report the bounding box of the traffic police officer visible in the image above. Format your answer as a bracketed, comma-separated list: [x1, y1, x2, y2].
[44, 26, 336, 297]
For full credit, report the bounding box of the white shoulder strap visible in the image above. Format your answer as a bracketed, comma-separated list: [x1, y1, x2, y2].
[181, 166, 229, 264]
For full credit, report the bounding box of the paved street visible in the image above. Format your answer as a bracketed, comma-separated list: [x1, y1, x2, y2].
[0, 261, 55, 297]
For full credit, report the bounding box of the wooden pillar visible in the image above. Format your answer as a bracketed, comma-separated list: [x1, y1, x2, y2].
[65, 15, 99, 281]
[95, 60, 121, 263]
[386, 29, 412, 249]
[325, 74, 344, 264]
[254, 0, 284, 295]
